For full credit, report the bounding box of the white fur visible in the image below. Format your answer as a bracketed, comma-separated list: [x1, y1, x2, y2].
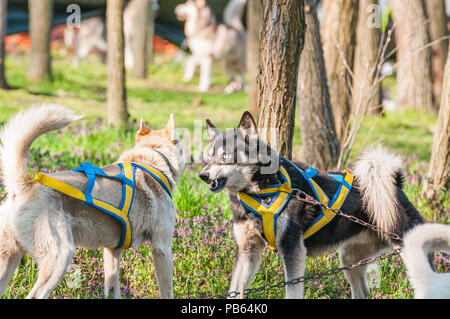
[175, 0, 247, 93]
[353, 145, 403, 236]
[0, 104, 82, 196]
[403, 223, 450, 299]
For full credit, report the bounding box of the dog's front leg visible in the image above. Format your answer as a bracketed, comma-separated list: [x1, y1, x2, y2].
[104, 247, 123, 299]
[277, 218, 307, 299]
[183, 56, 197, 82]
[151, 238, 174, 299]
[198, 57, 212, 92]
[228, 218, 266, 299]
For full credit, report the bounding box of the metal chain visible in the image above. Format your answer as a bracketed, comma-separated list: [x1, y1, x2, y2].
[291, 189, 402, 241]
[205, 188, 404, 299]
[208, 248, 402, 299]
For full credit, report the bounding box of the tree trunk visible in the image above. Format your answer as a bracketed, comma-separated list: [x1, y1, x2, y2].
[297, 0, 340, 170]
[107, 0, 128, 126]
[424, 0, 449, 107]
[125, 0, 150, 78]
[257, 0, 306, 159]
[352, 0, 381, 116]
[391, 0, 435, 113]
[429, 49, 450, 191]
[0, 0, 8, 88]
[27, 0, 53, 81]
[247, 0, 263, 114]
[321, 0, 359, 143]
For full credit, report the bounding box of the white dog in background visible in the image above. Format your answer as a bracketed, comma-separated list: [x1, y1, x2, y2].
[175, 0, 247, 93]
[403, 223, 450, 299]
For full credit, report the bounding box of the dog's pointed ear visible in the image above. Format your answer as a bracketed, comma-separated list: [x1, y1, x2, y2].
[238, 111, 258, 138]
[206, 119, 220, 141]
[163, 113, 176, 142]
[137, 118, 152, 136]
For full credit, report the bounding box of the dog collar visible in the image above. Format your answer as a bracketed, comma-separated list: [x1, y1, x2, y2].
[236, 160, 354, 251]
[32, 161, 172, 250]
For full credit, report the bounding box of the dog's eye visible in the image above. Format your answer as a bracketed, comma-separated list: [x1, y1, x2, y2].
[222, 153, 229, 159]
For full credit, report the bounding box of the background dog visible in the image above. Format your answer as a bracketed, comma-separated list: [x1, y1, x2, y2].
[199, 112, 424, 299]
[0, 105, 185, 298]
[403, 223, 450, 299]
[175, 0, 247, 93]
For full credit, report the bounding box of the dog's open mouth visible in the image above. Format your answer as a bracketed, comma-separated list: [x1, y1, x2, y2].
[208, 177, 227, 193]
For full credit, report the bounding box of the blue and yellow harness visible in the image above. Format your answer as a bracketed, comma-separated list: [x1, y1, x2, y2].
[236, 159, 354, 251]
[31, 155, 172, 250]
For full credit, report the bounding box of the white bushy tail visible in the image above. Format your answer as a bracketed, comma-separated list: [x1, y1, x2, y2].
[0, 104, 82, 196]
[352, 145, 404, 237]
[403, 223, 450, 298]
[223, 0, 247, 30]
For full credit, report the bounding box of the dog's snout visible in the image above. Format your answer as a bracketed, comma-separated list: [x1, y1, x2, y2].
[199, 172, 210, 182]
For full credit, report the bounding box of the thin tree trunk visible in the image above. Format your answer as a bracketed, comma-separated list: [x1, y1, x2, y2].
[429, 49, 450, 191]
[298, 0, 340, 170]
[107, 0, 128, 126]
[247, 0, 263, 115]
[125, 0, 150, 78]
[27, 0, 53, 81]
[0, 0, 8, 88]
[424, 0, 449, 107]
[391, 0, 435, 113]
[352, 0, 381, 116]
[257, 0, 306, 159]
[321, 0, 359, 143]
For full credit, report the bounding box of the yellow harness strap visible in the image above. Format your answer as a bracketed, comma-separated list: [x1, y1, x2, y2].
[236, 161, 354, 251]
[32, 161, 172, 250]
[302, 170, 354, 239]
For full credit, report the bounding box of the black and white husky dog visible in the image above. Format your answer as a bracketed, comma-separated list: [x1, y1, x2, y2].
[199, 112, 424, 299]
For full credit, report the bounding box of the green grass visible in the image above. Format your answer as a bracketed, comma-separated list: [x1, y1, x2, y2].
[0, 51, 448, 299]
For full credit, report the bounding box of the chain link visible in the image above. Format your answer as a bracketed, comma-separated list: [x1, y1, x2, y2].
[205, 188, 404, 299]
[207, 248, 402, 299]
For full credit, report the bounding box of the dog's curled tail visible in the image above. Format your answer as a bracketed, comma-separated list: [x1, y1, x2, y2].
[403, 223, 450, 298]
[223, 0, 247, 31]
[0, 104, 82, 196]
[352, 145, 405, 238]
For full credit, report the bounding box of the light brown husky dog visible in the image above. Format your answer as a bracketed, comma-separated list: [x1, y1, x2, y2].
[0, 105, 185, 299]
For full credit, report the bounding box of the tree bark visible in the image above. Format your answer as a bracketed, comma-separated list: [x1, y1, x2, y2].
[247, 0, 263, 115]
[125, 0, 150, 78]
[352, 0, 381, 116]
[256, 0, 306, 159]
[429, 49, 450, 191]
[0, 0, 8, 88]
[321, 0, 359, 143]
[391, 0, 435, 113]
[107, 0, 128, 126]
[424, 0, 449, 107]
[27, 0, 53, 81]
[297, 0, 340, 170]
